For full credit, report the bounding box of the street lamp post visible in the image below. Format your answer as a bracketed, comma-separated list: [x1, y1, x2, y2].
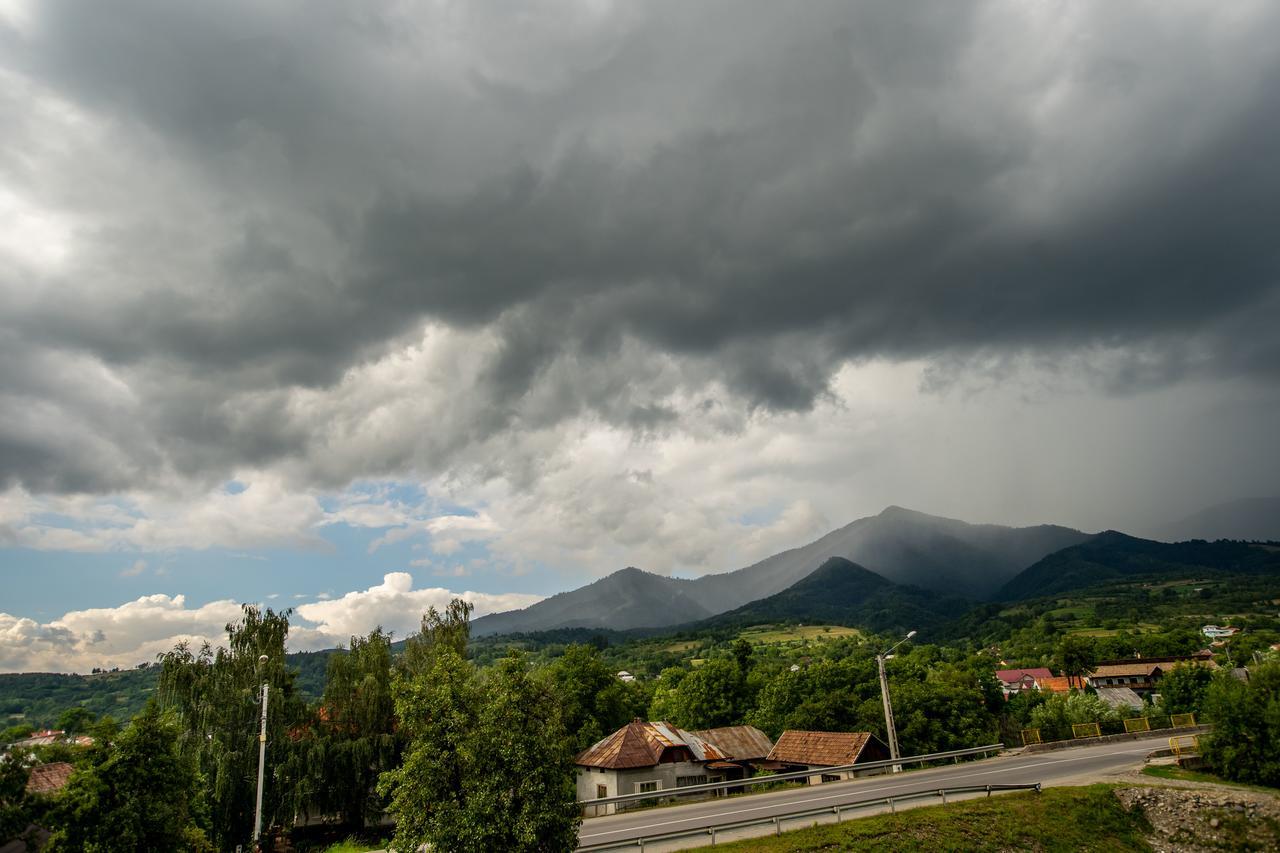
[877, 630, 916, 773]
[253, 654, 269, 848]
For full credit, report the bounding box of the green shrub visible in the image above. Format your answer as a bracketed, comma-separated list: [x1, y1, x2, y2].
[1201, 663, 1280, 787]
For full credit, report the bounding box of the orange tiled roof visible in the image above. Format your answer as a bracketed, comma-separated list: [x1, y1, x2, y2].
[26, 762, 74, 795]
[1035, 676, 1073, 693]
[767, 731, 878, 767]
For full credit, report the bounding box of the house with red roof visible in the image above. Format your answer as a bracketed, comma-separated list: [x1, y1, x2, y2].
[994, 667, 1054, 697]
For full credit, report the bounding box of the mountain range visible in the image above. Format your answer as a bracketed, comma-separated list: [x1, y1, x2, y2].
[1156, 496, 1280, 543]
[471, 506, 1089, 636]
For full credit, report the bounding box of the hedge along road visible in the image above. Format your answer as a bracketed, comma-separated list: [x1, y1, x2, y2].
[576, 733, 1172, 851]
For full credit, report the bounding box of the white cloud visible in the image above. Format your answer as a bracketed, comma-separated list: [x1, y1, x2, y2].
[294, 572, 540, 643]
[0, 573, 544, 673]
[0, 594, 243, 673]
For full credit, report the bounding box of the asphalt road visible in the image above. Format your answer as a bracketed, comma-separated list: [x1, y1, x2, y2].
[577, 735, 1169, 850]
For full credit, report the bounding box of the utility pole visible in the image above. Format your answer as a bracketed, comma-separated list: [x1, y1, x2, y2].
[253, 655, 269, 848]
[877, 630, 916, 774]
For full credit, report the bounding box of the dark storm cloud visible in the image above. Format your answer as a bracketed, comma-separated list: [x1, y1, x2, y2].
[1, 0, 1279, 494]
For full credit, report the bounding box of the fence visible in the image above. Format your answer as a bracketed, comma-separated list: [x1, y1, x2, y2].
[1023, 713, 1199, 747]
[577, 782, 1042, 851]
[1169, 734, 1201, 757]
[579, 743, 1005, 814]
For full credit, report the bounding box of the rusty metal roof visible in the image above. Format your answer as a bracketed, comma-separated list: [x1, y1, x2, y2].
[767, 730, 878, 767]
[691, 725, 775, 761]
[575, 719, 726, 770]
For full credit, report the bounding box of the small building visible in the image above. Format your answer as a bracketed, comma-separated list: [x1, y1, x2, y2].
[1034, 675, 1073, 694]
[25, 762, 75, 796]
[1201, 625, 1239, 639]
[575, 720, 731, 814]
[1087, 662, 1166, 692]
[616, 671, 636, 683]
[1094, 686, 1145, 711]
[766, 730, 890, 784]
[1087, 654, 1216, 696]
[692, 725, 776, 775]
[994, 667, 1054, 697]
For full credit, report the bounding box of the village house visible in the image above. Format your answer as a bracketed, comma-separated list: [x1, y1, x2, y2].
[1201, 625, 1239, 639]
[692, 725, 775, 770]
[575, 720, 732, 813]
[25, 762, 75, 796]
[994, 667, 1054, 697]
[1086, 653, 1216, 697]
[1034, 675, 1073, 694]
[765, 730, 890, 784]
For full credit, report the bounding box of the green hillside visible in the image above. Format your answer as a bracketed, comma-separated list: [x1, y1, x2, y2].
[696, 557, 964, 634]
[998, 532, 1280, 600]
[2, 650, 331, 729]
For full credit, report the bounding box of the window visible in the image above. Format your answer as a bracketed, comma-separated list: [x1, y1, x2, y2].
[677, 775, 708, 788]
[637, 781, 658, 794]
[596, 784, 607, 800]
[821, 774, 841, 783]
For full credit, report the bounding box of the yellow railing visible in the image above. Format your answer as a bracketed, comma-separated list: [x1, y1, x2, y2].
[1170, 713, 1196, 728]
[1123, 717, 1151, 734]
[1021, 728, 1042, 746]
[1169, 734, 1200, 756]
[1071, 722, 1101, 739]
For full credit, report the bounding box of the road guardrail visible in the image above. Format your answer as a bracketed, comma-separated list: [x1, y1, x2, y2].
[577, 781, 1041, 851]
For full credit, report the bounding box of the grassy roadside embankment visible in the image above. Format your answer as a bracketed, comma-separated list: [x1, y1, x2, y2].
[690, 785, 1150, 852]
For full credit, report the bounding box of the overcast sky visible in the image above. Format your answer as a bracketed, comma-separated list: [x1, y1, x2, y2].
[2, 0, 1278, 672]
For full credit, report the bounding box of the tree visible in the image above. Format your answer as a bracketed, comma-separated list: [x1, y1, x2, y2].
[749, 657, 881, 738]
[1056, 635, 1097, 689]
[1158, 663, 1214, 716]
[652, 659, 746, 730]
[543, 645, 642, 753]
[892, 666, 999, 755]
[298, 627, 400, 829]
[380, 600, 580, 852]
[1027, 692, 1118, 742]
[56, 706, 96, 735]
[398, 599, 473, 678]
[1, 750, 36, 845]
[46, 704, 210, 852]
[157, 606, 306, 851]
[1201, 663, 1280, 787]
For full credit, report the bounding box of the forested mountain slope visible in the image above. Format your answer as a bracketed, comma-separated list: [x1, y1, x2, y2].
[998, 531, 1280, 600]
[694, 556, 963, 635]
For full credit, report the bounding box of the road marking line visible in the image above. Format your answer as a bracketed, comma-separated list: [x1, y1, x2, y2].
[579, 745, 1154, 839]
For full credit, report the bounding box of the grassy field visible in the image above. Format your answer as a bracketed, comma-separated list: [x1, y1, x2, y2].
[738, 625, 863, 645]
[1070, 623, 1162, 637]
[690, 785, 1151, 852]
[1141, 764, 1280, 794]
